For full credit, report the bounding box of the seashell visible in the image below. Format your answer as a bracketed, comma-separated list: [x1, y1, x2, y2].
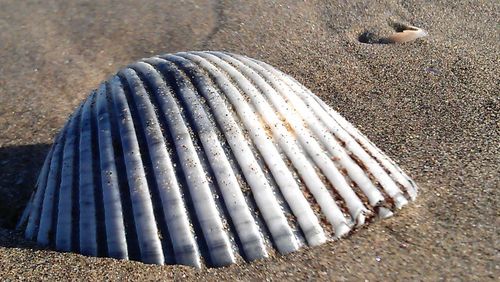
[18, 51, 418, 267]
[358, 23, 428, 44]
[382, 24, 428, 44]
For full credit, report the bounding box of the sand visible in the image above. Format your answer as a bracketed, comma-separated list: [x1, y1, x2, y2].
[0, 0, 498, 280]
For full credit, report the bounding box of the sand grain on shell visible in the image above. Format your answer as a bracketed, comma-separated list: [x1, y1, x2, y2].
[0, 0, 498, 280]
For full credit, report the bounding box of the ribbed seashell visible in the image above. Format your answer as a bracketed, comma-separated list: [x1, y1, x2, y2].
[18, 51, 418, 267]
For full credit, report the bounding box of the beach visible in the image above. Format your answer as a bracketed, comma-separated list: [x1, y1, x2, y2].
[0, 0, 498, 280]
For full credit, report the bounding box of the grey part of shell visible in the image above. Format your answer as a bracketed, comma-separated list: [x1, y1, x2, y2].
[18, 51, 418, 267]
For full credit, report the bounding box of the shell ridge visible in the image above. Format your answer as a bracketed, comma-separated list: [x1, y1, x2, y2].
[118, 69, 176, 263]
[121, 65, 201, 267]
[25, 144, 55, 239]
[78, 93, 100, 256]
[132, 58, 209, 266]
[109, 75, 164, 264]
[175, 52, 300, 254]
[103, 80, 142, 261]
[212, 52, 349, 231]
[252, 60, 414, 207]
[188, 52, 326, 246]
[288, 80, 418, 199]
[180, 52, 305, 248]
[167, 54, 295, 255]
[290, 83, 409, 207]
[295, 83, 417, 201]
[157, 56, 269, 262]
[220, 53, 355, 216]
[238, 60, 386, 208]
[19, 138, 58, 231]
[198, 52, 332, 244]
[235, 53, 374, 225]
[222, 53, 353, 237]
[163, 55, 273, 260]
[55, 104, 83, 252]
[36, 120, 68, 246]
[133, 60, 234, 267]
[236, 58, 387, 213]
[95, 84, 129, 260]
[89, 92, 110, 257]
[150, 60, 237, 267]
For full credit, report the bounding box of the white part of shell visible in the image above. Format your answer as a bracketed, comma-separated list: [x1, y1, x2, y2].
[95, 85, 128, 260]
[18, 51, 418, 267]
[384, 25, 428, 44]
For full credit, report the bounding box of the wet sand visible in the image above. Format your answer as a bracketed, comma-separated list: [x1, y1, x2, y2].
[0, 0, 498, 280]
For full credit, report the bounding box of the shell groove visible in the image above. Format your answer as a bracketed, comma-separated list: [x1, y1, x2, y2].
[18, 51, 418, 267]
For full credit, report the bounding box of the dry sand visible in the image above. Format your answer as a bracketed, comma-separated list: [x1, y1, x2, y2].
[0, 0, 498, 280]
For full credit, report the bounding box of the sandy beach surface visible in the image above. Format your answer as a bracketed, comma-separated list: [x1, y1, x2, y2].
[0, 0, 498, 280]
